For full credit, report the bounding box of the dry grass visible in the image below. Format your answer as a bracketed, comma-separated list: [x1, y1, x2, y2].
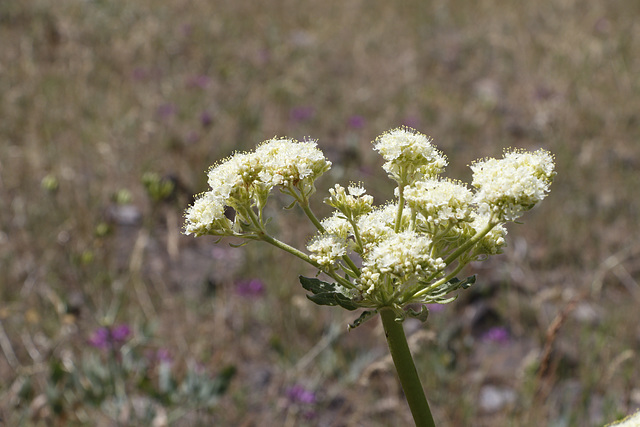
[1, 0, 639, 425]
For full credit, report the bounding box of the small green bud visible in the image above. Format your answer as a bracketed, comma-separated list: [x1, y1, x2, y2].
[112, 189, 133, 205]
[41, 174, 59, 193]
[142, 172, 175, 202]
[94, 222, 111, 237]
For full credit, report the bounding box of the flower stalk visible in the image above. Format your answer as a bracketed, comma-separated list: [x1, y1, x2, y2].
[380, 308, 435, 427]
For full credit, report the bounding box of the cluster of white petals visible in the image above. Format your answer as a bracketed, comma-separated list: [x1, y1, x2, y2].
[307, 234, 348, 267]
[373, 127, 447, 183]
[184, 192, 232, 236]
[325, 183, 374, 219]
[470, 214, 507, 256]
[207, 152, 264, 205]
[356, 203, 408, 251]
[358, 231, 446, 295]
[471, 149, 555, 221]
[320, 212, 353, 240]
[255, 138, 331, 189]
[186, 127, 555, 314]
[185, 138, 331, 237]
[451, 213, 508, 258]
[404, 179, 473, 227]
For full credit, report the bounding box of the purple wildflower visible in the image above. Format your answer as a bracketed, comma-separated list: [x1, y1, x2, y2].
[289, 106, 315, 122]
[235, 279, 265, 297]
[88, 324, 131, 350]
[186, 75, 211, 89]
[111, 324, 131, 342]
[425, 303, 445, 313]
[200, 110, 213, 127]
[157, 103, 177, 120]
[286, 385, 316, 404]
[88, 327, 110, 349]
[132, 68, 149, 81]
[347, 115, 366, 129]
[156, 348, 172, 363]
[481, 326, 510, 344]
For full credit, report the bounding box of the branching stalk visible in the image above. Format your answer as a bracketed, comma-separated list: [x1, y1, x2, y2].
[442, 220, 496, 266]
[395, 184, 405, 233]
[259, 233, 354, 289]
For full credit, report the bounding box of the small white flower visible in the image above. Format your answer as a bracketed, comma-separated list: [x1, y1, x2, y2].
[207, 151, 264, 205]
[320, 212, 353, 240]
[256, 138, 331, 189]
[358, 231, 444, 294]
[373, 127, 447, 184]
[356, 203, 404, 250]
[405, 179, 473, 227]
[325, 183, 373, 220]
[468, 213, 508, 257]
[307, 234, 348, 267]
[471, 148, 555, 221]
[184, 192, 233, 236]
[347, 184, 367, 197]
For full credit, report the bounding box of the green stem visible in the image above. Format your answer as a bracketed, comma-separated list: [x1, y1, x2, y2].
[300, 194, 361, 278]
[300, 198, 326, 233]
[259, 233, 354, 289]
[411, 260, 466, 300]
[380, 308, 436, 427]
[395, 184, 405, 233]
[442, 220, 496, 266]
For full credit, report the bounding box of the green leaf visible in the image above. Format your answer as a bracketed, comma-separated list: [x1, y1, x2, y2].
[348, 310, 377, 330]
[457, 275, 476, 289]
[406, 306, 429, 322]
[430, 275, 476, 298]
[299, 276, 359, 310]
[442, 275, 476, 291]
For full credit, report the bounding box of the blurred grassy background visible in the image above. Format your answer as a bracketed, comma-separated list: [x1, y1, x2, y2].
[1, 0, 639, 425]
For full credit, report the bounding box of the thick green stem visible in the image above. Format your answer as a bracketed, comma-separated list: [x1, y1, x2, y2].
[380, 308, 436, 427]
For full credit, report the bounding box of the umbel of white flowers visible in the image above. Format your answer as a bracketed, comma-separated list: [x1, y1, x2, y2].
[185, 127, 555, 319]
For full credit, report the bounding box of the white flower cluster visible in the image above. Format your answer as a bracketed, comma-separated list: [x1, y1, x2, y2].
[255, 138, 331, 190]
[306, 132, 554, 307]
[356, 203, 408, 250]
[325, 183, 374, 220]
[471, 149, 555, 221]
[307, 234, 348, 268]
[358, 231, 446, 297]
[186, 127, 555, 313]
[460, 213, 508, 257]
[404, 179, 473, 228]
[373, 127, 448, 184]
[185, 138, 331, 236]
[184, 191, 233, 237]
[319, 212, 352, 240]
